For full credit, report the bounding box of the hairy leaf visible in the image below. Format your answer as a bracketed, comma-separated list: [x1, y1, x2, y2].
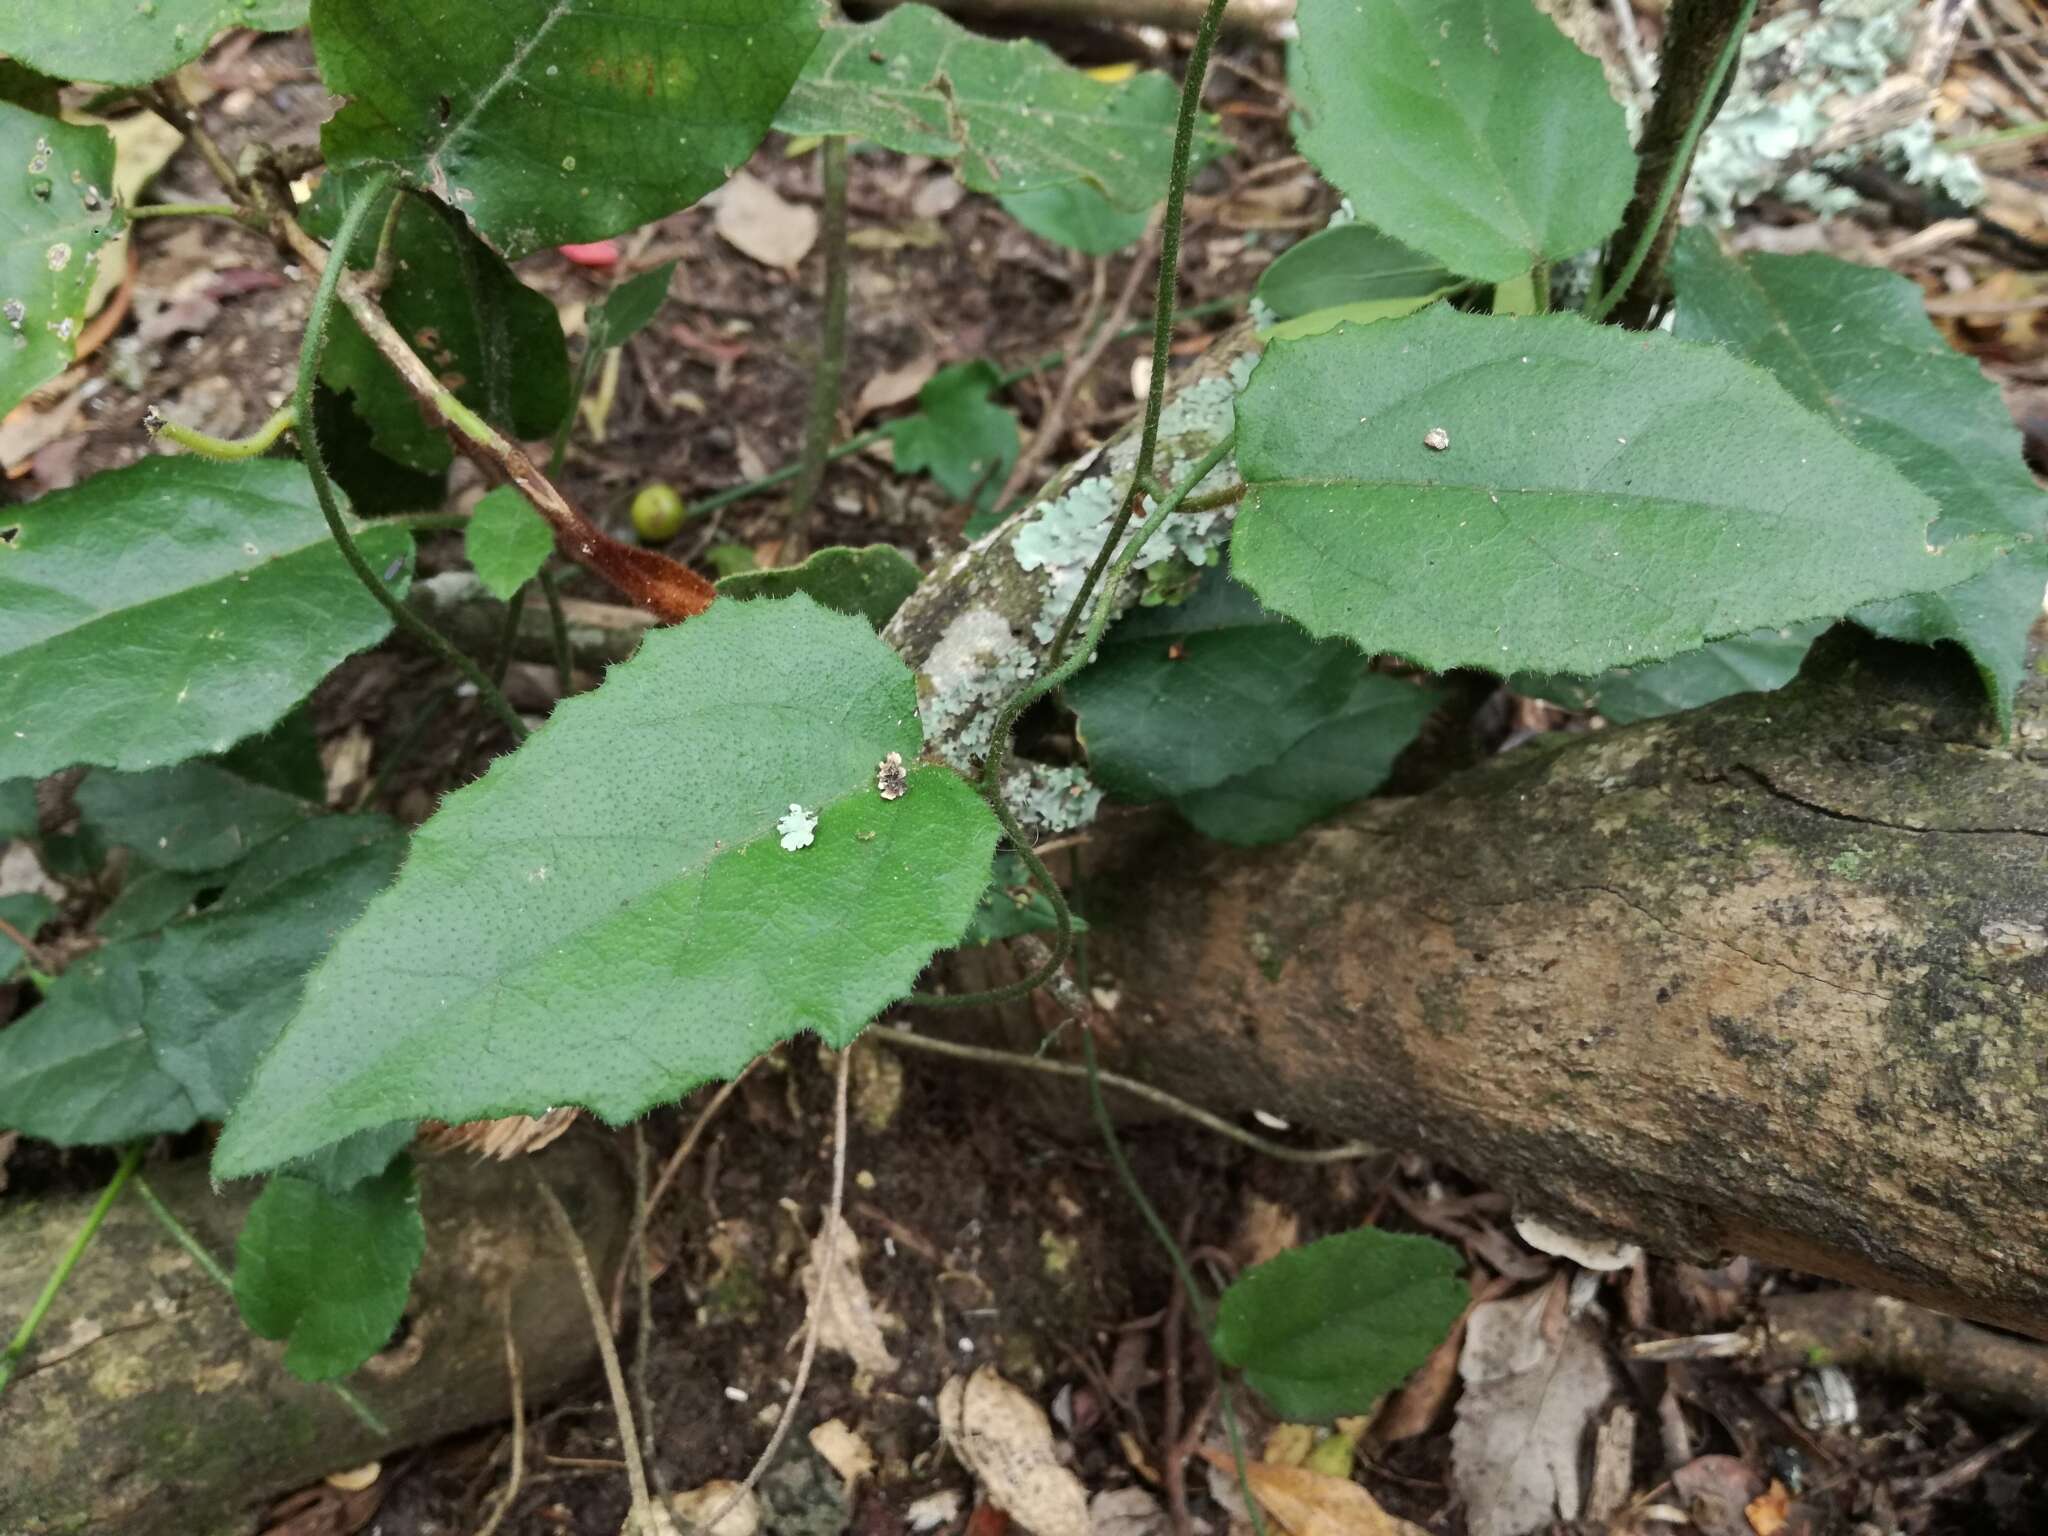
[776, 5, 1209, 210]
[1000, 182, 1151, 255]
[718, 545, 922, 631]
[1231, 307, 1996, 676]
[588, 259, 679, 352]
[0, 458, 410, 780]
[0, 0, 304, 88]
[1514, 620, 1827, 725]
[314, 0, 824, 257]
[1212, 1228, 1467, 1421]
[234, 1158, 425, 1380]
[466, 486, 555, 602]
[958, 851, 1086, 947]
[74, 762, 315, 873]
[887, 361, 1019, 510]
[1067, 566, 1441, 844]
[0, 104, 121, 419]
[1289, 0, 1634, 282]
[1670, 231, 2048, 729]
[0, 778, 34, 840]
[307, 180, 570, 472]
[213, 598, 1000, 1177]
[1256, 223, 1457, 321]
[219, 706, 329, 802]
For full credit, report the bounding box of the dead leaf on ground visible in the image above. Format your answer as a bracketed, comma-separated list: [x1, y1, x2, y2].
[669, 1480, 763, 1536]
[810, 1417, 877, 1492]
[1195, 1449, 1429, 1536]
[714, 173, 819, 271]
[803, 1221, 901, 1378]
[259, 1474, 384, 1536]
[906, 1489, 965, 1532]
[1231, 1193, 1300, 1270]
[939, 1367, 1090, 1536]
[853, 353, 939, 422]
[1746, 1479, 1793, 1536]
[1449, 1281, 1613, 1536]
[1671, 1454, 1765, 1536]
[1088, 1486, 1167, 1536]
[322, 724, 373, 807]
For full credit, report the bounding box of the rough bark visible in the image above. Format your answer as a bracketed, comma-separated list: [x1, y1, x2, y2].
[1078, 634, 2048, 1336]
[0, 1136, 629, 1536]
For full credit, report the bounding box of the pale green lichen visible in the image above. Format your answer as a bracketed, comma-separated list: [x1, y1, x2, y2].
[1002, 763, 1103, 837]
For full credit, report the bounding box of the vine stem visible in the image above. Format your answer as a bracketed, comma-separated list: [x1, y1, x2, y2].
[150, 404, 294, 460]
[127, 201, 256, 225]
[0, 1144, 144, 1399]
[1047, 0, 1231, 668]
[131, 1176, 390, 1435]
[1586, 0, 1759, 325]
[781, 136, 851, 562]
[291, 169, 528, 742]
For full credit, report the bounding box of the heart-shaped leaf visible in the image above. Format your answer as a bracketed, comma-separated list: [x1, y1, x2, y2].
[466, 486, 555, 602]
[1000, 182, 1151, 255]
[0, 104, 121, 419]
[0, 0, 305, 88]
[1288, 0, 1635, 282]
[1670, 230, 2048, 729]
[0, 458, 411, 780]
[214, 597, 1000, 1178]
[1213, 1228, 1467, 1422]
[1255, 223, 1457, 322]
[1230, 307, 1997, 676]
[313, 0, 826, 257]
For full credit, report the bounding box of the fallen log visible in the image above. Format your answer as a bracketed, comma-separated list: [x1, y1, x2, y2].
[0, 1136, 629, 1536]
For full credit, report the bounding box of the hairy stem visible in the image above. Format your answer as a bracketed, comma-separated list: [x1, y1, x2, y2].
[0, 1144, 143, 1399]
[150, 404, 294, 461]
[127, 201, 256, 225]
[781, 136, 851, 563]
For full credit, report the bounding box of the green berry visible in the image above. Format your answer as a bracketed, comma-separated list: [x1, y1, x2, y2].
[630, 481, 686, 542]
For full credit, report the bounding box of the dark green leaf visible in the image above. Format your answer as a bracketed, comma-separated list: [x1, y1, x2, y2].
[288, 1121, 415, 1194]
[1212, 1228, 1466, 1421]
[588, 260, 679, 352]
[74, 762, 315, 873]
[1670, 230, 2048, 729]
[1068, 566, 1441, 845]
[0, 457, 411, 780]
[1514, 620, 1827, 724]
[887, 361, 1019, 509]
[1000, 182, 1152, 255]
[0, 944, 199, 1145]
[958, 851, 1083, 947]
[0, 105, 121, 418]
[0, 0, 305, 88]
[466, 486, 555, 602]
[1288, 0, 1634, 282]
[1231, 307, 1998, 676]
[719, 545, 922, 631]
[97, 868, 214, 939]
[777, 5, 1213, 210]
[706, 543, 759, 578]
[0, 778, 34, 840]
[234, 1157, 425, 1381]
[0, 60, 62, 116]
[306, 181, 570, 473]
[0, 892, 54, 973]
[313, 384, 449, 516]
[213, 598, 1001, 1177]
[314, 0, 825, 257]
[217, 706, 328, 802]
[1256, 224, 1457, 321]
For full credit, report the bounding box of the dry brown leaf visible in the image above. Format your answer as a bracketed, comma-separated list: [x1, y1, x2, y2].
[809, 1417, 877, 1491]
[803, 1221, 900, 1377]
[322, 724, 374, 807]
[1746, 1479, 1792, 1536]
[714, 173, 819, 271]
[418, 1108, 576, 1160]
[854, 353, 939, 422]
[939, 1368, 1090, 1536]
[1195, 1450, 1429, 1536]
[1672, 1455, 1765, 1536]
[1232, 1194, 1300, 1270]
[668, 1481, 761, 1536]
[1088, 1486, 1167, 1536]
[1261, 1424, 1316, 1467]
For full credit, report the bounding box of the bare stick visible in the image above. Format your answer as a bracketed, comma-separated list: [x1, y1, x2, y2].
[609, 1068, 753, 1328]
[473, 1302, 527, 1536]
[702, 1048, 853, 1533]
[780, 136, 851, 563]
[535, 1178, 655, 1532]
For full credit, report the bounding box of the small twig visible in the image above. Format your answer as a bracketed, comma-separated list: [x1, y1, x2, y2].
[0, 1144, 144, 1398]
[473, 1302, 527, 1536]
[781, 135, 851, 563]
[1907, 1422, 2037, 1505]
[0, 914, 50, 974]
[1610, 0, 1659, 94]
[366, 188, 409, 297]
[150, 79, 242, 198]
[701, 1047, 853, 1535]
[609, 1068, 752, 1328]
[127, 200, 259, 225]
[1161, 1207, 1198, 1536]
[535, 1177, 656, 1533]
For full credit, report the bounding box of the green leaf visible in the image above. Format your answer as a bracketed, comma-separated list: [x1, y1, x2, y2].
[1256, 224, 1457, 321]
[776, 5, 1212, 211]
[887, 361, 1019, 509]
[466, 486, 555, 602]
[1230, 307, 1997, 676]
[1288, 0, 1635, 282]
[0, 60, 63, 116]
[289, 1121, 415, 1194]
[1514, 620, 1827, 725]
[1211, 1228, 1466, 1422]
[213, 597, 1001, 1178]
[1000, 182, 1152, 255]
[0, 778, 34, 840]
[1670, 230, 2048, 729]
[218, 706, 329, 802]
[0, 0, 305, 88]
[959, 851, 1084, 947]
[313, 0, 825, 258]
[98, 868, 214, 940]
[0, 458, 411, 780]
[306, 180, 570, 473]
[0, 892, 54, 974]
[74, 762, 315, 873]
[0, 945, 199, 1145]
[718, 545, 922, 631]
[588, 260, 679, 352]
[313, 383, 449, 516]
[1260, 292, 1455, 345]
[234, 1157, 425, 1381]
[0, 105, 121, 419]
[1068, 567, 1442, 845]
